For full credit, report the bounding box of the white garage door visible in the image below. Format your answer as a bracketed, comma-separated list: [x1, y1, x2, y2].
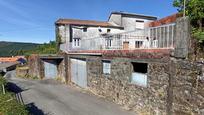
[71, 58, 87, 88]
[44, 60, 58, 79]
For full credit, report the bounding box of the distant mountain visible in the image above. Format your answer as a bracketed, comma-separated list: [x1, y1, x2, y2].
[0, 41, 40, 57]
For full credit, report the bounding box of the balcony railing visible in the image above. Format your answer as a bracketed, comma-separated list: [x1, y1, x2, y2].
[60, 28, 175, 52]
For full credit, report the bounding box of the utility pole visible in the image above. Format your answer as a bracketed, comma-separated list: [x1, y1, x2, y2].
[183, 0, 186, 17]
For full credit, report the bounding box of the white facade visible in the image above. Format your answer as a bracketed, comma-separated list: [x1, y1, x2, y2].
[57, 12, 158, 51]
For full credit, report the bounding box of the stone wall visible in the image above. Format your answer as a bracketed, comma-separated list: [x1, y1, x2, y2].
[87, 57, 170, 114]
[28, 54, 66, 81]
[16, 66, 29, 78]
[174, 17, 191, 59]
[170, 60, 204, 115]
[57, 58, 66, 83]
[28, 54, 43, 79]
[84, 55, 204, 115]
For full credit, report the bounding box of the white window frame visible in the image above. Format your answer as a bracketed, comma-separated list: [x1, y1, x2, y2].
[102, 60, 111, 75]
[130, 62, 148, 87]
[131, 72, 147, 87]
[135, 20, 145, 29]
[73, 38, 81, 47]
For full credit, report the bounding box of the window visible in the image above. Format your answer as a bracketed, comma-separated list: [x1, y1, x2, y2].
[107, 29, 111, 33]
[83, 28, 87, 32]
[135, 41, 143, 48]
[136, 20, 144, 29]
[106, 39, 112, 47]
[73, 38, 80, 47]
[130, 62, 148, 87]
[98, 28, 102, 32]
[102, 60, 111, 75]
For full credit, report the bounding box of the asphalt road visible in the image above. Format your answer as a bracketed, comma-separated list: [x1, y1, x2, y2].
[5, 71, 135, 115]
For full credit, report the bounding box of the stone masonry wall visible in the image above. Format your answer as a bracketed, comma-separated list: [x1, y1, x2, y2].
[28, 54, 43, 79]
[57, 58, 66, 83]
[86, 56, 204, 115]
[171, 60, 204, 115]
[87, 57, 169, 114]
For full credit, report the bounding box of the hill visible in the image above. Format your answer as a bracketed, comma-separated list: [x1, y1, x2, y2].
[0, 41, 40, 57]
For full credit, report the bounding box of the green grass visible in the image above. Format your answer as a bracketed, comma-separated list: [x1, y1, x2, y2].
[0, 93, 28, 115]
[0, 76, 28, 115]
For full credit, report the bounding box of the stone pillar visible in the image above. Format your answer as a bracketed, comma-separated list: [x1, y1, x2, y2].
[167, 59, 176, 115]
[64, 54, 69, 84]
[173, 17, 191, 59]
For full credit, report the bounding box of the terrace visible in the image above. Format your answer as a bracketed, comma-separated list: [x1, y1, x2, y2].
[61, 23, 176, 54]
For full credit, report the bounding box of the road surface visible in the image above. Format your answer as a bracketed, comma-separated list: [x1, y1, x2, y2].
[5, 71, 135, 115]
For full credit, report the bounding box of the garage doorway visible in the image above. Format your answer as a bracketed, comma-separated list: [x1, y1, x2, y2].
[70, 58, 87, 88]
[43, 60, 58, 79]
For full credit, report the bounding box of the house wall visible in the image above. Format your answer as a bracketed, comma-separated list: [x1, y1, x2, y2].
[57, 58, 66, 83]
[148, 17, 191, 59]
[122, 17, 151, 31]
[108, 13, 122, 26]
[72, 26, 123, 39]
[58, 25, 70, 52]
[66, 53, 204, 115]
[87, 57, 169, 114]
[71, 26, 124, 50]
[170, 60, 204, 115]
[174, 17, 191, 58]
[28, 54, 66, 82]
[28, 54, 44, 79]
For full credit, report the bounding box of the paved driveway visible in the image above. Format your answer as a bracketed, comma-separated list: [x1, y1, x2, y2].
[5, 71, 135, 115]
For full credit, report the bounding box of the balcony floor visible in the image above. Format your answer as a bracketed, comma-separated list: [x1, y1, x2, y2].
[67, 49, 172, 62]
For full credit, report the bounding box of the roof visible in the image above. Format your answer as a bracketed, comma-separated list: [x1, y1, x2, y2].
[0, 57, 23, 62]
[148, 13, 183, 27]
[55, 19, 123, 28]
[109, 11, 157, 20]
[0, 62, 20, 72]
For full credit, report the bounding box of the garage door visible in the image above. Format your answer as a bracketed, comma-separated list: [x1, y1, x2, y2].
[44, 60, 58, 79]
[71, 58, 87, 88]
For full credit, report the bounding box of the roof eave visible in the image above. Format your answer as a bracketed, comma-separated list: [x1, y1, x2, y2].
[109, 11, 157, 21]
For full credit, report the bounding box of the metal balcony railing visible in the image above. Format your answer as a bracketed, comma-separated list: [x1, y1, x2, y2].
[62, 28, 175, 52]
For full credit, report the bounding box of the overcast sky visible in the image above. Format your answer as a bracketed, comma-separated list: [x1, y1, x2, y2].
[0, 0, 177, 43]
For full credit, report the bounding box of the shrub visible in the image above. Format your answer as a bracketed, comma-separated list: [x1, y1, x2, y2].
[192, 28, 204, 43]
[0, 76, 6, 94]
[0, 75, 6, 86]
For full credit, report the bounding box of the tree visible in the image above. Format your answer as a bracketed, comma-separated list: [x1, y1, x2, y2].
[173, 0, 204, 42]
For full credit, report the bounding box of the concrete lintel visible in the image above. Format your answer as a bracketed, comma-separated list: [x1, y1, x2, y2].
[67, 53, 102, 56]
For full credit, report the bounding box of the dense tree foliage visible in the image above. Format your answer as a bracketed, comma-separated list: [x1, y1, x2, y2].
[24, 41, 57, 55]
[0, 41, 39, 57]
[173, 0, 204, 43]
[0, 41, 57, 57]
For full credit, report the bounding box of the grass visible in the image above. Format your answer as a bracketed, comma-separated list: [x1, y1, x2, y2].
[0, 76, 28, 115]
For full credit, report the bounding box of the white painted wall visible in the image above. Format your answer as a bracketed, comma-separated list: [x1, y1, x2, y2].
[72, 26, 124, 39]
[108, 14, 122, 26]
[122, 17, 150, 31]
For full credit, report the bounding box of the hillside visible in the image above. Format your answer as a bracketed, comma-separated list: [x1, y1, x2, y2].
[0, 41, 40, 57]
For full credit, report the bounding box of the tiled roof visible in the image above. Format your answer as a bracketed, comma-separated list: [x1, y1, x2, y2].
[0, 56, 25, 62]
[55, 19, 122, 28]
[147, 13, 183, 27]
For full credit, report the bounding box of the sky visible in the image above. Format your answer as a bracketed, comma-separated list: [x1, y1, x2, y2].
[0, 0, 177, 43]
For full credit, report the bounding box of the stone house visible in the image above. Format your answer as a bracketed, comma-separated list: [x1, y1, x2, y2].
[55, 12, 157, 51]
[28, 12, 204, 114]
